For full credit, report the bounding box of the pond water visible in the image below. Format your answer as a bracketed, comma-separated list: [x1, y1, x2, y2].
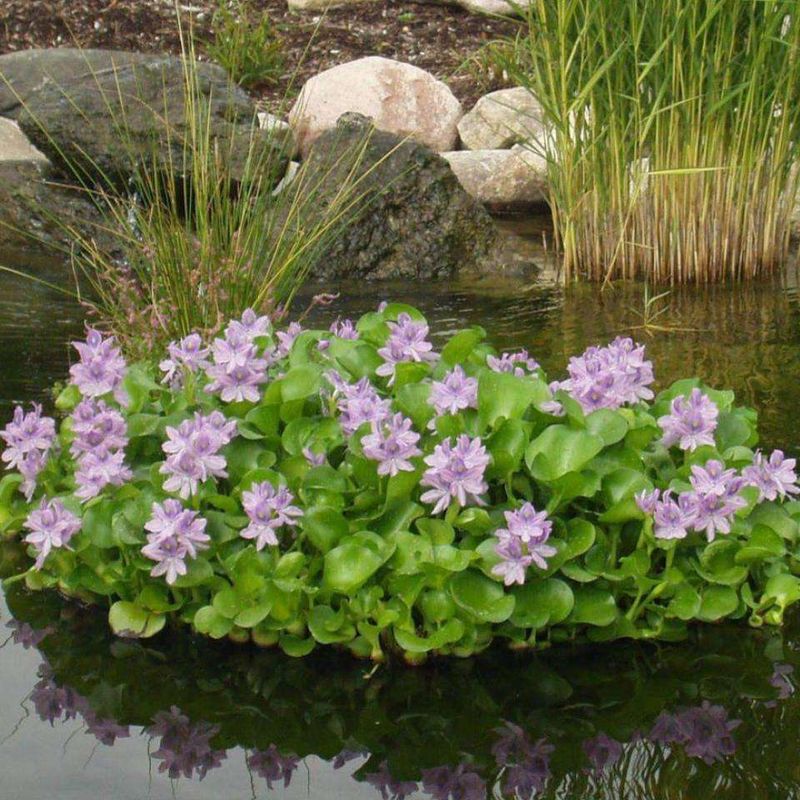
[2, 223, 800, 798]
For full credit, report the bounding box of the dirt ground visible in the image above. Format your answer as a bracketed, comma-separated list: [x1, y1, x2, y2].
[0, 0, 521, 109]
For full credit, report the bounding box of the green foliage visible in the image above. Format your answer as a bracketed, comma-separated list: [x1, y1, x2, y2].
[3, 305, 800, 663]
[206, 1, 285, 88]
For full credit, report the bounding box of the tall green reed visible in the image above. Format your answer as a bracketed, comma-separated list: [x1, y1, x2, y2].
[504, 0, 800, 284]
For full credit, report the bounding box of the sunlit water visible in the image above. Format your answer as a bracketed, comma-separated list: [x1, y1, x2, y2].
[2, 221, 800, 798]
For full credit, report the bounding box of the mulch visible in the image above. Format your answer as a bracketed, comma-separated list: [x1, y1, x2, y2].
[0, 0, 522, 109]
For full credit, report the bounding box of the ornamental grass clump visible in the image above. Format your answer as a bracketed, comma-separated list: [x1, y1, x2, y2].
[507, 0, 800, 284]
[2, 304, 800, 661]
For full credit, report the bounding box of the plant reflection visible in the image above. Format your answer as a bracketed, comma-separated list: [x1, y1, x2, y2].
[2, 554, 799, 800]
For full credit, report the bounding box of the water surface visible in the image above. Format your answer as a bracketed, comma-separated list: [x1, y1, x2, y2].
[2, 224, 800, 798]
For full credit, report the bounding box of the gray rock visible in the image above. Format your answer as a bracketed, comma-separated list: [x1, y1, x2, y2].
[410, 0, 533, 16]
[0, 161, 121, 264]
[287, 0, 377, 8]
[287, 113, 496, 280]
[442, 145, 548, 211]
[0, 118, 48, 164]
[17, 53, 285, 190]
[458, 87, 545, 151]
[289, 56, 462, 158]
[0, 48, 151, 119]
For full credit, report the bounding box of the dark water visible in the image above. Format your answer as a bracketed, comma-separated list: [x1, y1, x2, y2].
[2, 225, 800, 798]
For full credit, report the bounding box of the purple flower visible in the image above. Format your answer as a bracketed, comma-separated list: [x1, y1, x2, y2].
[24, 498, 81, 569]
[689, 489, 747, 542]
[421, 763, 486, 800]
[160, 412, 236, 499]
[74, 448, 133, 501]
[492, 503, 556, 585]
[743, 450, 800, 502]
[159, 333, 210, 388]
[303, 447, 327, 466]
[331, 376, 393, 436]
[658, 388, 719, 451]
[205, 327, 269, 403]
[429, 366, 478, 417]
[142, 499, 210, 584]
[689, 460, 743, 496]
[225, 308, 271, 343]
[420, 435, 490, 515]
[241, 482, 303, 551]
[69, 329, 128, 404]
[247, 745, 300, 789]
[554, 337, 654, 413]
[361, 413, 422, 476]
[635, 488, 660, 515]
[582, 732, 623, 775]
[487, 350, 539, 377]
[365, 761, 418, 800]
[330, 318, 359, 339]
[1, 404, 56, 500]
[376, 313, 438, 385]
[652, 491, 697, 540]
[70, 399, 127, 458]
[147, 706, 227, 780]
[275, 322, 304, 359]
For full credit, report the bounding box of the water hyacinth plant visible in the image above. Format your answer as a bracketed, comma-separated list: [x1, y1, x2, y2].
[507, 0, 800, 284]
[2, 303, 800, 661]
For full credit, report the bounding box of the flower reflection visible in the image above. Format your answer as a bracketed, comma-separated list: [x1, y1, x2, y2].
[582, 732, 623, 775]
[6, 619, 53, 649]
[146, 706, 226, 780]
[365, 760, 418, 800]
[492, 722, 554, 797]
[421, 763, 486, 800]
[647, 701, 741, 765]
[247, 744, 300, 789]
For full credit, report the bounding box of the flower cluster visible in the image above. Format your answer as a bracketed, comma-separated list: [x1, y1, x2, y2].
[205, 312, 270, 403]
[376, 313, 438, 385]
[421, 764, 486, 800]
[658, 388, 719, 451]
[330, 318, 359, 340]
[159, 333, 210, 388]
[487, 350, 540, 377]
[552, 336, 654, 414]
[160, 411, 237, 498]
[428, 365, 478, 418]
[69, 329, 128, 405]
[142, 499, 210, 584]
[637, 458, 748, 542]
[492, 503, 556, 586]
[1, 404, 56, 500]
[70, 399, 132, 502]
[328, 373, 393, 436]
[361, 413, 422, 477]
[743, 450, 799, 501]
[146, 706, 227, 780]
[241, 482, 303, 550]
[420, 435, 490, 515]
[23, 498, 82, 569]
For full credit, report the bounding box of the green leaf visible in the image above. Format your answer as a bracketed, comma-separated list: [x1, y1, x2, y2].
[171, 558, 214, 588]
[194, 605, 234, 639]
[525, 425, 605, 481]
[55, 383, 81, 411]
[392, 618, 465, 653]
[109, 601, 164, 638]
[478, 371, 549, 431]
[441, 326, 486, 365]
[585, 409, 629, 446]
[324, 543, 384, 594]
[697, 586, 739, 621]
[510, 578, 574, 629]
[280, 365, 322, 401]
[568, 587, 617, 626]
[234, 600, 273, 628]
[279, 634, 316, 657]
[666, 584, 701, 620]
[303, 507, 349, 553]
[450, 570, 515, 623]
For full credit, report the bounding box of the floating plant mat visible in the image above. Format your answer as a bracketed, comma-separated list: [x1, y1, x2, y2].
[2, 302, 800, 661]
[1, 577, 798, 799]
